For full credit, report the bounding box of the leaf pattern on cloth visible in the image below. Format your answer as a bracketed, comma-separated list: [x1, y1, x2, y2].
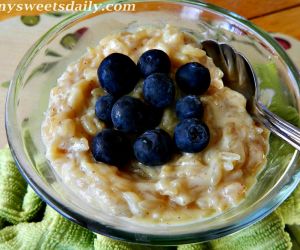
[25, 61, 58, 86]
[45, 12, 69, 17]
[0, 81, 10, 88]
[20, 16, 40, 26]
[60, 27, 88, 49]
[45, 49, 62, 57]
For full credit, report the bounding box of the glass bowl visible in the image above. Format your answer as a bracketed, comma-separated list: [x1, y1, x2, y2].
[5, 0, 300, 245]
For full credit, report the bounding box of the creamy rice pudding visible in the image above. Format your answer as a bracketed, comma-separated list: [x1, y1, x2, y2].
[42, 25, 269, 224]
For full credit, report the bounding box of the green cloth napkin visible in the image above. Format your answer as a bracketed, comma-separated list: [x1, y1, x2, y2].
[0, 147, 298, 250]
[0, 62, 299, 249]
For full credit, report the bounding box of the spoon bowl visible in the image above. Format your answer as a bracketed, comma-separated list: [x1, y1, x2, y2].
[202, 40, 300, 151]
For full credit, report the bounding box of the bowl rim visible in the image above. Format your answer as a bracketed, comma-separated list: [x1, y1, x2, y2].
[5, 0, 300, 245]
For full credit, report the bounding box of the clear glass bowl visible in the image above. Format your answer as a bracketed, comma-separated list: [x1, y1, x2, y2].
[5, 0, 300, 245]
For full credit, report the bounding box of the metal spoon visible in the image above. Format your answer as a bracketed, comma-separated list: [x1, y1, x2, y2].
[201, 40, 300, 151]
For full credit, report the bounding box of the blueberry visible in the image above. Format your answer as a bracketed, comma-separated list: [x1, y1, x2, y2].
[97, 53, 139, 96]
[137, 49, 171, 77]
[145, 105, 163, 129]
[143, 73, 175, 108]
[111, 96, 147, 133]
[174, 118, 210, 153]
[133, 129, 173, 166]
[91, 129, 131, 166]
[176, 95, 203, 120]
[175, 62, 210, 95]
[95, 95, 116, 124]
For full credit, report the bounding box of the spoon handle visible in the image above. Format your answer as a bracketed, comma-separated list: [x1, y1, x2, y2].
[256, 103, 300, 151]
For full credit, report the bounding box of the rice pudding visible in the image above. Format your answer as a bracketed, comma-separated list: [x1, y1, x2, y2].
[42, 25, 269, 223]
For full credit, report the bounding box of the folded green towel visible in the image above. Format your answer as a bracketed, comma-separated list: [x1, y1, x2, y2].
[179, 213, 292, 250]
[0, 148, 43, 224]
[277, 184, 300, 226]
